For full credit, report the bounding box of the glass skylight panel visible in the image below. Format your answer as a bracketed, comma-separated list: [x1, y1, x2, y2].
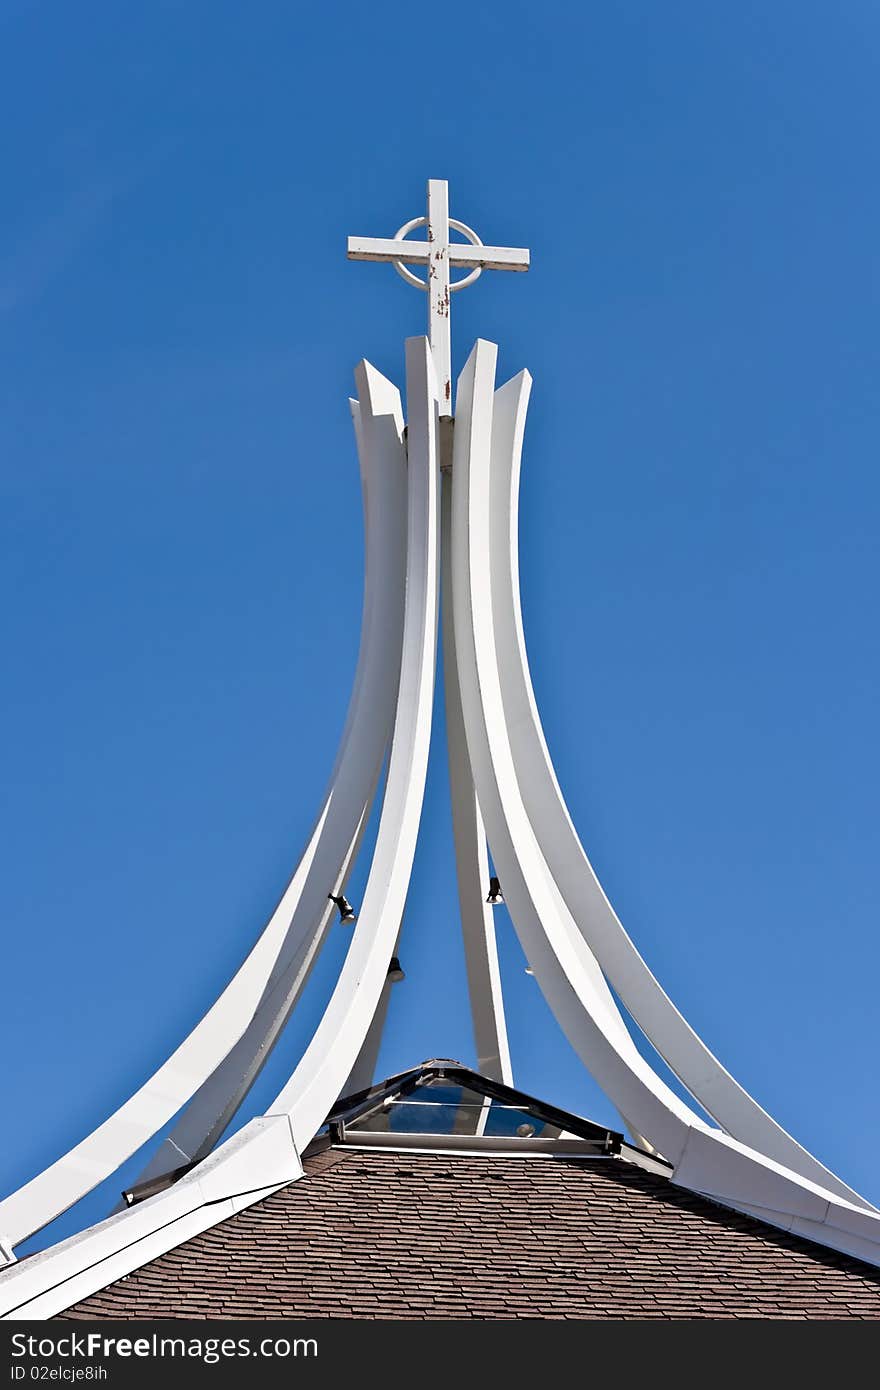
[344, 1075, 563, 1140]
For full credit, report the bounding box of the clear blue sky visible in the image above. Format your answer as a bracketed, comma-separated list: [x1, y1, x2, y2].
[2, 2, 878, 1253]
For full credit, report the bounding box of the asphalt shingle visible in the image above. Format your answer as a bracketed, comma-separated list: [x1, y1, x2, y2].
[60, 1149, 880, 1320]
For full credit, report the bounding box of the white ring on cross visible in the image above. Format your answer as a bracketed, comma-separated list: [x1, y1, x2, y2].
[391, 216, 484, 292]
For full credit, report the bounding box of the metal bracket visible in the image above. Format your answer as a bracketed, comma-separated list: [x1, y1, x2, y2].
[439, 415, 454, 472]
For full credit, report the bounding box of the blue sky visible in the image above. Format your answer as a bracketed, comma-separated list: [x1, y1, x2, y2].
[1, 2, 878, 1252]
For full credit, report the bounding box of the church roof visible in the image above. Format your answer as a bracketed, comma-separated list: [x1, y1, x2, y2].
[58, 1066, 880, 1321]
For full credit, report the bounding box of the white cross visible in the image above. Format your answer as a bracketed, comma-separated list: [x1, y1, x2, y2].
[348, 178, 530, 413]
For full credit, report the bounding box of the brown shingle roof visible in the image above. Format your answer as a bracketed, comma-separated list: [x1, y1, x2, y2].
[60, 1149, 880, 1320]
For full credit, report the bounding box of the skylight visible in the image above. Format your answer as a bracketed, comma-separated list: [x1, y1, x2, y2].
[325, 1063, 623, 1154]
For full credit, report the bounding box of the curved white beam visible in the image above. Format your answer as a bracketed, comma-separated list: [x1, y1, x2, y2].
[0, 340, 439, 1317]
[0, 372, 406, 1258]
[450, 338, 880, 1265]
[449, 356, 647, 1074]
[343, 953, 396, 1098]
[0, 1113, 303, 1319]
[486, 363, 875, 1212]
[270, 336, 441, 1151]
[441, 469, 513, 1085]
[128, 365, 408, 1190]
[451, 340, 702, 1152]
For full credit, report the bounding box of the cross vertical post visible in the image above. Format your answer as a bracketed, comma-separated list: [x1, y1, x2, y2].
[426, 180, 452, 413]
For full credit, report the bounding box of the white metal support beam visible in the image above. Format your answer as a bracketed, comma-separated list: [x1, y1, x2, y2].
[482, 350, 875, 1212]
[269, 337, 441, 1153]
[0, 380, 407, 1259]
[441, 468, 513, 1085]
[448, 337, 880, 1267]
[0, 338, 442, 1319]
[426, 178, 452, 411]
[343, 962, 396, 1099]
[125, 365, 409, 1195]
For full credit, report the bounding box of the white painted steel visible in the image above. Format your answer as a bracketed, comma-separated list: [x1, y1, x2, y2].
[485, 363, 875, 1212]
[389, 216, 484, 292]
[441, 469, 513, 1085]
[347, 179, 530, 414]
[0, 845, 323, 1262]
[450, 338, 880, 1264]
[449, 362, 643, 1076]
[0, 370, 406, 1259]
[269, 337, 440, 1152]
[426, 179, 452, 412]
[451, 340, 704, 1157]
[0, 337, 444, 1311]
[0, 1116, 302, 1320]
[127, 368, 408, 1192]
[347, 237, 530, 272]
[343, 972, 395, 1098]
[0, 346, 427, 1315]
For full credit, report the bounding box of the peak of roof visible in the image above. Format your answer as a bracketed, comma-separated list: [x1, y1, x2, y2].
[60, 1146, 880, 1322]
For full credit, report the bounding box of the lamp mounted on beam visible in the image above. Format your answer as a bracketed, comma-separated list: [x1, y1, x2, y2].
[328, 893, 357, 926]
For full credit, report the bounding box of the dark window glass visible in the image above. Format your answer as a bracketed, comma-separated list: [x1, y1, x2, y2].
[346, 1079, 563, 1139]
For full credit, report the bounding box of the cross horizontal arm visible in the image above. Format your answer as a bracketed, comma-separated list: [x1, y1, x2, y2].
[450, 244, 530, 271]
[347, 236, 530, 272]
[348, 236, 432, 264]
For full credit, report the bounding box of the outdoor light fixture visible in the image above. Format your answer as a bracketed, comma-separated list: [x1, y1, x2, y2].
[387, 956, 405, 983]
[328, 893, 357, 925]
[121, 1163, 191, 1208]
[486, 875, 503, 906]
